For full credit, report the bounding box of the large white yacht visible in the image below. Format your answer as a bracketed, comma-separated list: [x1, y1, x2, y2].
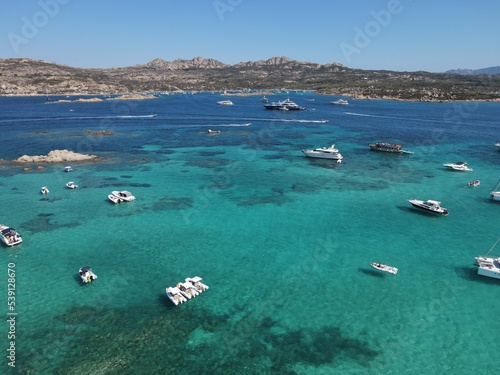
[443, 162, 473, 171]
[408, 199, 449, 216]
[264, 98, 305, 110]
[0, 225, 23, 246]
[301, 144, 343, 162]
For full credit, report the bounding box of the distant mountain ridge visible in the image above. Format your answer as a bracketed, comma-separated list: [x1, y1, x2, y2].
[445, 66, 500, 75]
[1, 56, 500, 101]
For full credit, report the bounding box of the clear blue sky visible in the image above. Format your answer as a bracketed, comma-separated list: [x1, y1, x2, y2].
[1, 0, 499, 72]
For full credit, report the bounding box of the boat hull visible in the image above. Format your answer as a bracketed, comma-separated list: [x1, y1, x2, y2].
[408, 200, 449, 216]
[491, 192, 500, 201]
[301, 150, 342, 160]
[369, 143, 402, 153]
[478, 265, 500, 279]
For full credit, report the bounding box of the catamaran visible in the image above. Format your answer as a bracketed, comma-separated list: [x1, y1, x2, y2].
[474, 238, 500, 280]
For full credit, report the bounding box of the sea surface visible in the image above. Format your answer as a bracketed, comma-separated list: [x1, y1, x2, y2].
[0, 93, 499, 374]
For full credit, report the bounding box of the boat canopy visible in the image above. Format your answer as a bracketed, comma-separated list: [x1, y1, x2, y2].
[1, 227, 16, 235]
[426, 200, 440, 205]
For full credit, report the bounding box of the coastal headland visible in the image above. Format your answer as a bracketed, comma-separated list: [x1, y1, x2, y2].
[1, 57, 500, 102]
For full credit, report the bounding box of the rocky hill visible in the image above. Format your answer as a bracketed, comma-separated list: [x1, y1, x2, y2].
[445, 66, 500, 75]
[1, 57, 500, 101]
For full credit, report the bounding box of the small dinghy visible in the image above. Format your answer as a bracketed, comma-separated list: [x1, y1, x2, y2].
[467, 180, 480, 187]
[371, 262, 398, 275]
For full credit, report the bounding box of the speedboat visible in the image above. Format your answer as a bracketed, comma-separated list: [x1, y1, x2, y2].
[166, 286, 187, 306]
[110, 191, 135, 202]
[66, 181, 78, 189]
[331, 99, 349, 105]
[301, 144, 343, 162]
[443, 162, 473, 171]
[208, 129, 220, 134]
[0, 225, 23, 247]
[408, 199, 449, 216]
[64, 166, 73, 172]
[40, 186, 49, 194]
[185, 276, 209, 293]
[261, 96, 268, 103]
[108, 194, 122, 204]
[371, 262, 398, 275]
[217, 100, 233, 105]
[177, 282, 199, 300]
[264, 98, 305, 110]
[79, 266, 97, 284]
[467, 180, 480, 187]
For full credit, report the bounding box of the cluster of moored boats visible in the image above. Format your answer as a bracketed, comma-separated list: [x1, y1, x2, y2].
[166, 276, 209, 305]
[301, 141, 500, 280]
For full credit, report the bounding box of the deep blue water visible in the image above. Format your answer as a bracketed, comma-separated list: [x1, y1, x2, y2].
[0, 93, 499, 374]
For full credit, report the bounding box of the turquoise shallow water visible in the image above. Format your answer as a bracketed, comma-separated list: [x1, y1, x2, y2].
[1, 94, 499, 374]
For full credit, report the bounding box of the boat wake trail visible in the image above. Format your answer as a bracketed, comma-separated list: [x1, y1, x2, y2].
[0, 114, 158, 124]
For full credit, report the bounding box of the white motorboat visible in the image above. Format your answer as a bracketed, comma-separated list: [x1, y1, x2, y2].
[261, 96, 268, 103]
[408, 199, 449, 216]
[166, 286, 187, 306]
[64, 166, 73, 172]
[371, 262, 398, 275]
[495, 143, 500, 148]
[490, 180, 500, 201]
[0, 225, 23, 247]
[40, 186, 49, 194]
[443, 162, 473, 171]
[108, 194, 122, 204]
[467, 180, 480, 187]
[208, 129, 220, 134]
[217, 100, 233, 105]
[331, 99, 349, 106]
[79, 266, 97, 284]
[66, 181, 78, 189]
[110, 191, 135, 202]
[177, 282, 199, 300]
[185, 276, 209, 293]
[301, 144, 343, 162]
